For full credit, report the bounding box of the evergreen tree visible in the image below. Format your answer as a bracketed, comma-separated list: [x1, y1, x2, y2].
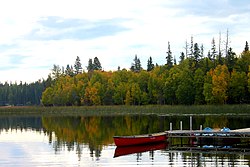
[189, 36, 194, 58]
[211, 38, 217, 68]
[74, 56, 82, 74]
[166, 41, 173, 69]
[193, 43, 201, 69]
[244, 41, 249, 53]
[93, 57, 102, 70]
[147, 56, 154, 71]
[87, 58, 94, 72]
[207, 51, 212, 61]
[226, 47, 236, 73]
[65, 64, 74, 77]
[200, 44, 204, 59]
[218, 51, 223, 65]
[51, 64, 62, 80]
[179, 52, 185, 63]
[131, 55, 142, 72]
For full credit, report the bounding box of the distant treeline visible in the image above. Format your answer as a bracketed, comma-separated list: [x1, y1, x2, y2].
[41, 39, 250, 106]
[1, 36, 250, 106]
[0, 80, 50, 106]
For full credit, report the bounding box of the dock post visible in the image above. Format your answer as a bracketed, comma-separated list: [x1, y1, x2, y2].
[190, 116, 192, 131]
[200, 125, 202, 131]
[170, 122, 172, 131]
[180, 121, 182, 131]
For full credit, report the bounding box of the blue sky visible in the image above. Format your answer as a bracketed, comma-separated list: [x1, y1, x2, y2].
[0, 0, 250, 82]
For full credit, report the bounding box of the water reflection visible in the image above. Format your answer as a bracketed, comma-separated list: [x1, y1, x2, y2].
[0, 115, 249, 166]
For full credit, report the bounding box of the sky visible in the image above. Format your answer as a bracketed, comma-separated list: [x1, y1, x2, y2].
[0, 0, 250, 83]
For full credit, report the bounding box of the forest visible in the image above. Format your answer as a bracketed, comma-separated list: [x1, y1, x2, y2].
[1, 36, 250, 106]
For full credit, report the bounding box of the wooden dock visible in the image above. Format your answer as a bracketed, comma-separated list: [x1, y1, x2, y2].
[166, 128, 250, 139]
[165, 128, 250, 155]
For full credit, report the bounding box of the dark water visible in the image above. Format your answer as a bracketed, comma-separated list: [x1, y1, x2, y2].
[0, 115, 249, 166]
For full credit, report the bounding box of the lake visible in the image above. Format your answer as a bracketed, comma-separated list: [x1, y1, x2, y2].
[0, 115, 249, 166]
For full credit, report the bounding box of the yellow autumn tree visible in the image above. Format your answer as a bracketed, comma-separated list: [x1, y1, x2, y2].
[212, 65, 230, 104]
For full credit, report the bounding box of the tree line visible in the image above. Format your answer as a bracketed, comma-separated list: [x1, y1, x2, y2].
[1, 32, 250, 106]
[41, 37, 250, 106]
[0, 80, 48, 106]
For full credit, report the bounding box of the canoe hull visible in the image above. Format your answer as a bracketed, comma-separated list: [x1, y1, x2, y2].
[113, 132, 167, 147]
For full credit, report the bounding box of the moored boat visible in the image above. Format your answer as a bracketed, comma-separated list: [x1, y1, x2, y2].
[113, 132, 167, 147]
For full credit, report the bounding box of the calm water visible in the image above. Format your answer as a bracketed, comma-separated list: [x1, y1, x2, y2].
[0, 115, 249, 166]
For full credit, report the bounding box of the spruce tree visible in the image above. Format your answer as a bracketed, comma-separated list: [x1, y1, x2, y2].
[244, 41, 249, 52]
[93, 57, 102, 70]
[87, 58, 94, 72]
[179, 52, 185, 63]
[147, 56, 154, 71]
[226, 47, 236, 73]
[166, 41, 173, 68]
[131, 55, 142, 72]
[189, 36, 194, 58]
[74, 56, 82, 74]
[211, 38, 217, 68]
[193, 43, 201, 68]
[65, 64, 74, 77]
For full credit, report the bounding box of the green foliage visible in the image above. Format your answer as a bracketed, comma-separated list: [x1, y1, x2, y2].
[0, 81, 46, 106]
[131, 55, 142, 72]
[74, 56, 82, 74]
[166, 41, 173, 69]
[203, 71, 214, 104]
[228, 70, 247, 103]
[175, 69, 195, 105]
[3, 39, 250, 107]
[194, 68, 205, 104]
[147, 56, 154, 71]
[51, 64, 62, 80]
[93, 57, 102, 70]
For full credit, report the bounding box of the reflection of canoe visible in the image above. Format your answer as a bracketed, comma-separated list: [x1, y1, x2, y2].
[114, 142, 167, 158]
[113, 132, 167, 147]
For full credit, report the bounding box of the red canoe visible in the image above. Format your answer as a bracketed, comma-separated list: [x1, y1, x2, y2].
[113, 132, 167, 147]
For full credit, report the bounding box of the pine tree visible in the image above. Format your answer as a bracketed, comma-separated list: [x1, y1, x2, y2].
[200, 44, 204, 59]
[166, 41, 173, 68]
[65, 64, 74, 77]
[74, 56, 82, 74]
[179, 52, 185, 63]
[131, 55, 142, 72]
[189, 36, 194, 58]
[193, 43, 200, 68]
[226, 47, 236, 73]
[207, 51, 212, 61]
[51, 64, 62, 80]
[93, 57, 102, 70]
[244, 41, 249, 53]
[218, 51, 223, 65]
[147, 56, 154, 71]
[211, 38, 217, 68]
[87, 58, 94, 72]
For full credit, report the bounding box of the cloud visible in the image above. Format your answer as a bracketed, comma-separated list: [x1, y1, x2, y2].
[0, 54, 29, 72]
[26, 17, 130, 40]
[8, 54, 29, 65]
[0, 0, 250, 82]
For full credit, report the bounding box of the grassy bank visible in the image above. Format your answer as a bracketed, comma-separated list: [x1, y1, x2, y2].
[0, 105, 250, 116]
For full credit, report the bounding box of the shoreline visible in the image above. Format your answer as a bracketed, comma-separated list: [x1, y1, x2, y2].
[0, 104, 249, 116]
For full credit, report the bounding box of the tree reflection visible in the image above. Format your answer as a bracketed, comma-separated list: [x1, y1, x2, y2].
[40, 115, 250, 159]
